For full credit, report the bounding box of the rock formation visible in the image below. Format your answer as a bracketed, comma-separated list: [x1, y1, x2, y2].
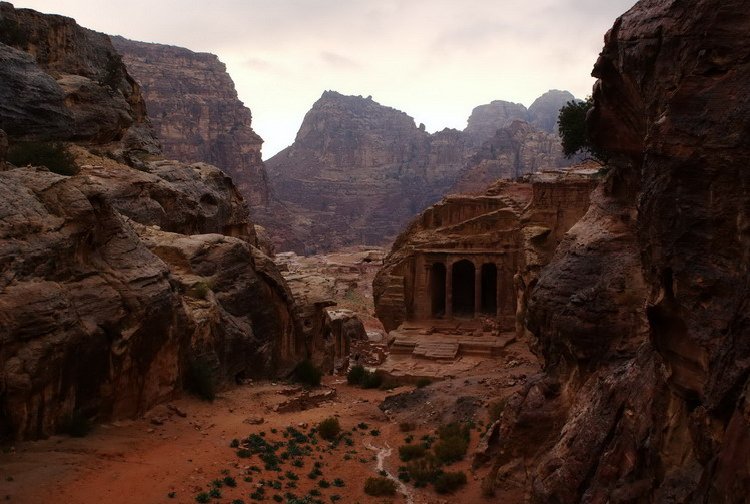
[0, 3, 305, 440]
[110, 36, 269, 208]
[476, 0, 750, 501]
[373, 166, 597, 334]
[267, 91, 575, 253]
[110, 36, 305, 254]
[0, 2, 158, 153]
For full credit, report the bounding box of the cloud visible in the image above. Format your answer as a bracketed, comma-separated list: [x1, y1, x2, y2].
[320, 51, 360, 69]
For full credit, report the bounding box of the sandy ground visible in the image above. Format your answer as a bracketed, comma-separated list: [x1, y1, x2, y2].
[0, 339, 538, 504]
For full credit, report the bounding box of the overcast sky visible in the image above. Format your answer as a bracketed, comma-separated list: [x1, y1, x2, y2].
[12, 0, 636, 158]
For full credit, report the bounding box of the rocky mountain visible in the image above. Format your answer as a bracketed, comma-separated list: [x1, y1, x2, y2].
[266, 90, 572, 253]
[0, 3, 305, 440]
[464, 89, 575, 146]
[475, 0, 750, 501]
[266, 91, 469, 253]
[111, 36, 269, 208]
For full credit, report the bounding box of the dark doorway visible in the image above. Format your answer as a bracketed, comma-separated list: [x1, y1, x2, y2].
[430, 263, 447, 317]
[481, 264, 497, 315]
[452, 260, 475, 317]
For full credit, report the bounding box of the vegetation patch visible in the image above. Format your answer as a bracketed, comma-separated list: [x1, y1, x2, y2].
[292, 360, 322, 387]
[317, 417, 341, 441]
[433, 470, 467, 494]
[363, 476, 397, 496]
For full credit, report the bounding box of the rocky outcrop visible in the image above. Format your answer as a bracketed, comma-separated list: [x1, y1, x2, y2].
[110, 37, 270, 208]
[464, 90, 575, 147]
[267, 90, 577, 253]
[0, 2, 157, 152]
[482, 1, 750, 501]
[451, 120, 568, 194]
[0, 4, 303, 440]
[266, 91, 469, 252]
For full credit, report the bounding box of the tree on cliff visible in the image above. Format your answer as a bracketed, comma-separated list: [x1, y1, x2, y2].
[557, 97, 607, 164]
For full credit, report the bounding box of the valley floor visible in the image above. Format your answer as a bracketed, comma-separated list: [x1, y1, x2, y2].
[0, 339, 537, 504]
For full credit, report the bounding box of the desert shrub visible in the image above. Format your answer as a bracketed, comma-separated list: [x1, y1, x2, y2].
[405, 454, 440, 486]
[195, 492, 210, 503]
[7, 141, 77, 176]
[398, 444, 426, 462]
[433, 435, 469, 464]
[317, 417, 341, 441]
[208, 487, 221, 498]
[432, 422, 470, 463]
[223, 476, 237, 487]
[190, 281, 212, 300]
[184, 357, 215, 401]
[416, 377, 432, 388]
[399, 422, 415, 432]
[62, 410, 91, 437]
[361, 371, 383, 389]
[292, 360, 322, 387]
[363, 477, 397, 496]
[433, 470, 467, 494]
[332, 478, 344, 487]
[347, 364, 366, 385]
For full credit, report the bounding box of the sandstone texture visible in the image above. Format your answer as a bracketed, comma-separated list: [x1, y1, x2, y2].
[0, 4, 304, 440]
[267, 91, 574, 252]
[480, 1, 750, 501]
[373, 166, 597, 333]
[111, 37, 269, 208]
[0, 2, 157, 152]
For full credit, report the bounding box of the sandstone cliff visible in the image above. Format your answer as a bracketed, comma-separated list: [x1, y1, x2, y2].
[110, 36, 269, 208]
[480, 1, 750, 501]
[266, 90, 575, 253]
[0, 3, 303, 440]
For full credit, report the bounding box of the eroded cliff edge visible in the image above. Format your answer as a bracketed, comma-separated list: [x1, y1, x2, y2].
[0, 3, 304, 440]
[480, 0, 750, 501]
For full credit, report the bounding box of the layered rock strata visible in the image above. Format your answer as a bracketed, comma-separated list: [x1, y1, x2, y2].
[0, 4, 303, 440]
[110, 37, 269, 208]
[480, 1, 750, 501]
[267, 91, 573, 253]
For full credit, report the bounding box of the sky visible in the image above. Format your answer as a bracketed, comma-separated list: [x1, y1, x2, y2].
[11, 0, 636, 159]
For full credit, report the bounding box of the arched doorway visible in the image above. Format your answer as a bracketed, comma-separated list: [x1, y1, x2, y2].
[430, 263, 447, 317]
[452, 260, 475, 317]
[481, 263, 498, 315]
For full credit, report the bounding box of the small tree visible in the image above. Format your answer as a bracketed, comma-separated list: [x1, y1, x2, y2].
[557, 97, 607, 164]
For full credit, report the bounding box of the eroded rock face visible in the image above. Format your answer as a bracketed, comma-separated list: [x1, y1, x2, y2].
[0, 2, 158, 151]
[0, 168, 187, 439]
[267, 91, 577, 253]
[110, 37, 270, 208]
[0, 5, 303, 440]
[484, 1, 750, 501]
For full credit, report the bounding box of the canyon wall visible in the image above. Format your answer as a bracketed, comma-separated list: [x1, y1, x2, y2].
[267, 91, 573, 253]
[0, 3, 303, 440]
[481, 0, 750, 501]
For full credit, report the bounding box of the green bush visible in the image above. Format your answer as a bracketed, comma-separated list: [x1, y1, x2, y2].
[7, 141, 78, 176]
[184, 357, 216, 401]
[363, 476, 397, 496]
[433, 435, 469, 464]
[398, 444, 426, 462]
[195, 492, 210, 503]
[347, 364, 366, 385]
[62, 410, 91, 437]
[361, 371, 383, 389]
[405, 454, 440, 486]
[433, 470, 467, 494]
[292, 360, 322, 387]
[317, 417, 341, 441]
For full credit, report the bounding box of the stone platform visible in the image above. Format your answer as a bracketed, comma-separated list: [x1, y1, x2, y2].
[387, 320, 514, 361]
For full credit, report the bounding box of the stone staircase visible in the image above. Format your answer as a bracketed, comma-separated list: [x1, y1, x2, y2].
[497, 194, 526, 216]
[412, 341, 459, 360]
[389, 325, 511, 361]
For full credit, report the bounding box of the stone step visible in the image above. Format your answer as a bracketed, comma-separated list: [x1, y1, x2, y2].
[413, 342, 459, 360]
